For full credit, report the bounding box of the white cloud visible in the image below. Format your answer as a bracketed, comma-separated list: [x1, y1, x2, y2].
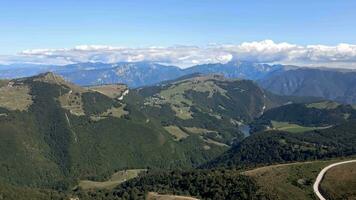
[2, 40, 356, 69]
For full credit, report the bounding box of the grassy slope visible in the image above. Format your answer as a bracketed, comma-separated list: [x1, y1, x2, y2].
[320, 162, 356, 200]
[271, 121, 330, 133]
[146, 192, 199, 200]
[78, 169, 146, 190]
[244, 157, 356, 200]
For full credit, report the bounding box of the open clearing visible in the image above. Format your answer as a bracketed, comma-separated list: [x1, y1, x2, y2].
[0, 83, 32, 111]
[183, 127, 217, 135]
[320, 162, 356, 200]
[306, 101, 340, 110]
[271, 121, 331, 133]
[88, 84, 128, 99]
[78, 169, 146, 190]
[90, 105, 128, 121]
[59, 90, 85, 116]
[164, 126, 189, 140]
[147, 192, 199, 200]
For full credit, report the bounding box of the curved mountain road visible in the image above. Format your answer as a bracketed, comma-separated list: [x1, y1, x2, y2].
[313, 160, 356, 200]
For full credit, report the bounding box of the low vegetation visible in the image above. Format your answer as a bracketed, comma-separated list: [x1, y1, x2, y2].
[146, 192, 199, 200]
[320, 162, 356, 200]
[58, 89, 85, 116]
[306, 101, 340, 110]
[164, 126, 189, 140]
[88, 84, 128, 99]
[271, 121, 330, 133]
[244, 159, 349, 200]
[0, 83, 32, 111]
[78, 169, 146, 190]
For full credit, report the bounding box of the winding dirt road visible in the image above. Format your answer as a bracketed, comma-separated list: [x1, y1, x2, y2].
[313, 160, 356, 200]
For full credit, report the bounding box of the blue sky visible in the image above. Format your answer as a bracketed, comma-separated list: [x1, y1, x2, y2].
[1, 0, 356, 54]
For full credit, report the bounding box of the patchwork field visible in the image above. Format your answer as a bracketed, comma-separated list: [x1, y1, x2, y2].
[78, 169, 146, 190]
[320, 162, 356, 200]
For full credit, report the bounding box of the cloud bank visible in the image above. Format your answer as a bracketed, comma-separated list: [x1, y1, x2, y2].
[2, 40, 356, 69]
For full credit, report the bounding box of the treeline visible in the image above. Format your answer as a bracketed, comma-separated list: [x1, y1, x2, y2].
[75, 169, 267, 200]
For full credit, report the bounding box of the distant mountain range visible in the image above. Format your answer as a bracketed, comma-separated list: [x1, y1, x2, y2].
[0, 61, 285, 87]
[2, 61, 356, 103]
[259, 68, 356, 104]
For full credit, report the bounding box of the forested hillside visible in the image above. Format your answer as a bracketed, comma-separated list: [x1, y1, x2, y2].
[1, 72, 309, 192]
[205, 120, 356, 169]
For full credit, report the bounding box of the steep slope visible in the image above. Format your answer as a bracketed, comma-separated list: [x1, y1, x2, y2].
[0, 73, 225, 190]
[260, 68, 356, 104]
